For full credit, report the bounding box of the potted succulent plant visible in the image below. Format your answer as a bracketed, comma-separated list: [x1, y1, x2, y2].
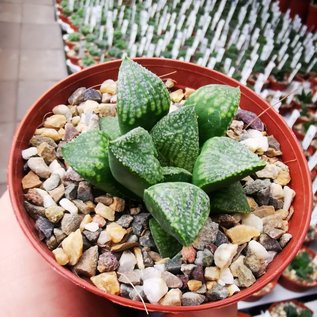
[269, 69, 289, 91]
[268, 299, 313, 317]
[63, 32, 81, 50]
[279, 246, 317, 291]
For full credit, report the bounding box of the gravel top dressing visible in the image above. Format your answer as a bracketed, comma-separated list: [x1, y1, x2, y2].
[21, 58, 295, 307]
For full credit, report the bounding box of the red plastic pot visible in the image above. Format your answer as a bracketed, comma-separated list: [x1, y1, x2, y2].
[279, 246, 317, 292]
[7, 58, 312, 313]
[269, 76, 289, 91]
[307, 4, 317, 32]
[243, 278, 278, 302]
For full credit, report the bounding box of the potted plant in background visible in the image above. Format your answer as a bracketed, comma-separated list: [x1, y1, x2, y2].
[268, 299, 313, 317]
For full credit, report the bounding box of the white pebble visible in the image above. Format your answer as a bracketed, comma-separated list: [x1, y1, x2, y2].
[248, 240, 270, 260]
[59, 198, 78, 214]
[214, 243, 238, 269]
[143, 278, 168, 303]
[242, 213, 263, 232]
[97, 230, 111, 245]
[118, 251, 137, 273]
[52, 104, 72, 121]
[42, 173, 60, 191]
[34, 188, 56, 208]
[141, 267, 162, 280]
[22, 147, 38, 160]
[218, 268, 234, 286]
[49, 160, 66, 179]
[283, 186, 296, 211]
[270, 183, 284, 200]
[84, 222, 100, 232]
[27, 157, 51, 178]
[154, 264, 166, 272]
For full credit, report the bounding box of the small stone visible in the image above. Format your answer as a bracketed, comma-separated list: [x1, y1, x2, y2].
[226, 225, 260, 244]
[161, 271, 183, 288]
[240, 130, 268, 153]
[44, 114, 66, 129]
[97, 251, 119, 272]
[227, 284, 240, 296]
[35, 216, 54, 239]
[165, 255, 182, 274]
[64, 167, 84, 182]
[230, 256, 256, 288]
[111, 242, 139, 252]
[255, 163, 280, 179]
[214, 243, 238, 269]
[270, 183, 284, 200]
[279, 233, 292, 248]
[73, 199, 93, 214]
[84, 222, 99, 232]
[30, 135, 57, 148]
[283, 186, 296, 211]
[194, 249, 214, 267]
[24, 201, 45, 219]
[242, 213, 263, 232]
[170, 89, 184, 103]
[118, 250, 137, 273]
[61, 213, 83, 235]
[80, 214, 92, 231]
[130, 206, 141, 215]
[259, 233, 282, 252]
[219, 267, 234, 285]
[132, 213, 150, 235]
[91, 272, 120, 295]
[94, 103, 116, 116]
[68, 87, 86, 105]
[45, 205, 65, 223]
[116, 214, 133, 228]
[118, 270, 142, 285]
[59, 198, 78, 214]
[165, 78, 175, 89]
[133, 247, 145, 270]
[101, 93, 111, 103]
[182, 246, 196, 264]
[92, 214, 106, 228]
[184, 87, 195, 99]
[129, 285, 146, 302]
[97, 230, 111, 246]
[206, 284, 229, 301]
[22, 171, 42, 190]
[159, 288, 182, 306]
[212, 214, 241, 229]
[52, 247, 69, 265]
[193, 218, 219, 250]
[253, 205, 275, 218]
[247, 197, 258, 210]
[24, 188, 43, 206]
[215, 230, 229, 246]
[35, 188, 56, 208]
[204, 266, 220, 281]
[191, 264, 205, 282]
[181, 264, 197, 276]
[22, 147, 38, 160]
[42, 173, 60, 192]
[64, 182, 78, 200]
[95, 195, 113, 206]
[95, 202, 115, 221]
[83, 88, 102, 102]
[255, 186, 271, 206]
[71, 115, 80, 126]
[77, 181, 94, 201]
[236, 109, 264, 131]
[143, 278, 168, 303]
[74, 245, 98, 277]
[27, 157, 51, 178]
[274, 169, 291, 186]
[142, 267, 162, 280]
[120, 284, 133, 298]
[188, 280, 202, 292]
[244, 179, 271, 195]
[139, 230, 155, 248]
[52, 104, 72, 121]
[181, 292, 205, 306]
[83, 229, 100, 243]
[61, 229, 83, 265]
[106, 223, 127, 243]
[48, 160, 65, 178]
[142, 250, 154, 267]
[100, 79, 117, 95]
[49, 183, 65, 202]
[64, 123, 79, 141]
[262, 214, 288, 239]
[35, 128, 62, 141]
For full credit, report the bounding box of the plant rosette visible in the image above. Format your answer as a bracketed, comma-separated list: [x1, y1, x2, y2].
[279, 246, 317, 291]
[268, 300, 313, 317]
[9, 58, 312, 312]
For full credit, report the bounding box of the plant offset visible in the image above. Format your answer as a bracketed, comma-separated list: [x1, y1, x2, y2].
[21, 58, 296, 306]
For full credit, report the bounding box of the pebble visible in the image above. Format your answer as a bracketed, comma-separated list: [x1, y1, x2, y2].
[61, 229, 83, 265]
[80, 214, 92, 231]
[191, 264, 205, 282]
[91, 272, 120, 295]
[204, 266, 220, 281]
[52, 247, 69, 265]
[83, 88, 102, 102]
[241, 213, 263, 232]
[61, 213, 83, 235]
[37, 142, 56, 163]
[226, 225, 260, 244]
[68, 87, 86, 105]
[95, 202, 115, 221]
[182, 246, 196, 264]
[95, 103, 116, 116]
[64, 167, 84, 182]
[236, 109, 264, 131]
[283, 186, 295, 211]
[30, 135, 57, 148]
[181, 292, 205, 306]
[165, 255, 182, 274]
[120, 284, 133, 298]
[215, 230, 229, 246]
[253, 205, 275, 218]
[142, 250, 154, 268]
[188, 280, 202, 292]
[27, 157, 51, 178]
[52, 104, 72, 121]
[170, 89, 184, 103]
[44, 114, 66, 129]
[218, 267, 234, 285]
[270, 183, 284, 200]
[64, 123, 79, 141]
[97, 251, 119, 272]
[101, 93, 111, 103]
[22, 171, 42, 190]
[77, 181, 93, 201]
[22, 147, 38, 160]
[74, 245, 98, 277]
[255, 163, 280, 179]
[132, 213, 150, 235]
[181, 264, 197, 276]
[227, 284, 240, 296]
[130, 206, 141, 215]
[194, 249, 214, 267]
[159, 288, 182, 306]
[259, 233, 282, 252]
[165, 78, 175, 89]
[24, 188, 43, 206]
[247, 197, 258, 210]
[35, 216, 54, 239]
[118, 250, 137, 273]
[24, 201, 45, 219]
[92, 214, 106, 228]
[193, 218, 219, 250]
[73, 199, 93, 214]
[100, 79, 117, 95]
[35, 128, 62, 141]
[161, 271, 183, 288]
[49, 183, 65, 202]
[279, 233, 292, 248]
[45, 206, 65, 223]
[134, 247, 145, 270]
[111, 242, 139, 252]
[240, 131, 268, 153]
[212, 214, 240, 229]
[230, 256, 256, 287]
[83, 230, 100, 243]
[262, 214, 288, 239]
[143, 278, 168, 303]
[245, 240, 270, 276]
[49, 160, 65, 179]
[59, 198, 78, 214]
[106, 223, 127, 243]
[116, 214, 133, 228]
[214, 243, 238, 269]
[97, 230, 111, 246]
[206, 284, 229, 301]
[84, 222, 100, 232]
[118, 270, 141, 285]
[139, 230, 155, 248]
[34, 188, 56, 208]
[95, 195, 113, 206]
[244, 179, 271, 195]
[142, 267, 162, 280]
[65, 182, 77, 200]
[43, 173, 60, 191]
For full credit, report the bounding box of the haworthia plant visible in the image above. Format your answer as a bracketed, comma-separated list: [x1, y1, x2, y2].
[117, 57, 170, 134]
[109, 127, 163, 198]
[144, 182, 210, 246]
[184, 84, 240, 145]
[61, 130, 131, 197]
[151, 106, 200, 172]
[99, 116, 121, 140]
[209, 182, 250, 214]
[149, 218, 182, 258]
[162, 166, 192, 183]
[193, 137, 266, 192]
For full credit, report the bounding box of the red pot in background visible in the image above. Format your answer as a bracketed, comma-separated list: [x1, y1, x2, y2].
[268, 300, 313, 317]
[279, 246, 317, 292]
[269, 76, 289, 91]
[243, 279, 278, 302]
[307, 4, 317, 32]
[289, 0, 310, 20]
[279, 0, 291, 12]
[7, 58, 313, 313]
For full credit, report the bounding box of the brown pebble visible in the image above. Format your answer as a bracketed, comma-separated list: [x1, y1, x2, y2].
[24, 188, 43, 206]
[111, 242, 139, 252]
[22, 171, 42, 190]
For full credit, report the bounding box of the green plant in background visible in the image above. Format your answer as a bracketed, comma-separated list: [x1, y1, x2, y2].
[80, 25, 91, 36]
[88, 46, 100, 57]
[289, 251, 314, 281]
[86, 34, 96, 42]
[297, 91, 312, 117]
[81, 55, 95, 67]
[67, 32, 80, 42]
[283, 305, 313, 317]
